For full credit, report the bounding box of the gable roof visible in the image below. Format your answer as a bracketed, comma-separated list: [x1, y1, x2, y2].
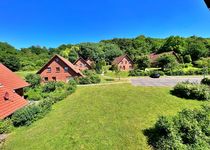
[112, 54, 133, 65]
[0, 86, 28, 119]
[149, 51, 180, 62]
[0, 64, 30, 90]
[73, 57, 92, 68]
[37, 54, 84, 76]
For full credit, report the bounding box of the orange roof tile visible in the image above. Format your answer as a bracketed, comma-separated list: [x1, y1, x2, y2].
[0, 64, 30, 90]
[0, 83, 28, 119]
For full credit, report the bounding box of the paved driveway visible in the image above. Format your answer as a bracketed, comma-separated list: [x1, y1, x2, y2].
[131, 76, 203, 87]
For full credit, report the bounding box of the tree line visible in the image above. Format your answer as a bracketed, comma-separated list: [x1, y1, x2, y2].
[0, 35, 210, 71]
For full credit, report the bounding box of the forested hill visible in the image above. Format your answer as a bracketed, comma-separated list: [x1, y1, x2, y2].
[0, 35, 210, 72]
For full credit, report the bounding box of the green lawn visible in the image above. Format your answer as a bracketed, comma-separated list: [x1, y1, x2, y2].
[15, 71, 37, 79]
[104, 70, 129, 78]
[3, 84, 208, 150]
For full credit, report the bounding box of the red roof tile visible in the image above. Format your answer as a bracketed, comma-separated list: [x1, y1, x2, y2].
[149, 51, 179, 62]
[0, 86, 28, 119]
[0, 64, 30, 90]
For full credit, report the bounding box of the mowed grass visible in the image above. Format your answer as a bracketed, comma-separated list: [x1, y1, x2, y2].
[3, 84, 208, 150]
[105, 71, 129, 78]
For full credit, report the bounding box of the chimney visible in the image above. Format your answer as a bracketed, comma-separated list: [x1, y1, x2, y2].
[4, 92, 9, 100]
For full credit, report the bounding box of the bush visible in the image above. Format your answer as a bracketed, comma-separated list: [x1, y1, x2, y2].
[0, 119, 13, 134]
[201, 78, 210, 86]
[12, 105, 41, 126]
[67, 80, 77, 93]
[25, 88, 42, 101]
[78, 70, 101, 84]
[144, 106, 210, 150]
[42, 81, 62, 93]
[165, 70, 185, 76]
[25, 74, 41, 88]
[129, 69, 150, 76]
[11, 79, 77, 127]
[38, 99, 52, 115]
[171, 82, 210, 100]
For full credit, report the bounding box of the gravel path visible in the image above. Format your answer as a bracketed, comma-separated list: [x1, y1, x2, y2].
[131, 76, 203, 87]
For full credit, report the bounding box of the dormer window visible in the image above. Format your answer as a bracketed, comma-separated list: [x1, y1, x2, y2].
[47, 67, 51, 73]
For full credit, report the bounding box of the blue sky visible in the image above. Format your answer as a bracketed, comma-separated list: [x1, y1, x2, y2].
[0, 0, 209, 49]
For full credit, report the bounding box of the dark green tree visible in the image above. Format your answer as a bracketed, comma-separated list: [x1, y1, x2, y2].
[136, 56, 150, 70]
[157, 54, 178, 71]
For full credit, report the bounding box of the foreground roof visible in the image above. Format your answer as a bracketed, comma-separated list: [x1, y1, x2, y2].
[0, 86, 28, 119]
[112, 54, 133, 65]
[0, 64, 30, 90]
[37, 54, 84, 76]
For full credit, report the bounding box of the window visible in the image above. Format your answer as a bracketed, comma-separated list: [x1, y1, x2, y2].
[56, 67, 60, 73]
[44, 77, 48, 81]
[64, 67, 69, 72]
[125, 61, 127, 64]
[80, 64, 83, 67]
[47, 67, 51, 73]
[52, 77, 56, 81]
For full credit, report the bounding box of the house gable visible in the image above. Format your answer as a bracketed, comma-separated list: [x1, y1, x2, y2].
[112, 55, 134, 71]
[37, 55, 83, 82]
[74, 57, 92, 71]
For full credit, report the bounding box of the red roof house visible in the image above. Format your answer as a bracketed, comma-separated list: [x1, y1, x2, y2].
[148, 51, 181, 67]
[73, 57, 93, 71]
[37, 54, 84, 83]
[0, 64, 29, 119]
[112, 54, 134, 71]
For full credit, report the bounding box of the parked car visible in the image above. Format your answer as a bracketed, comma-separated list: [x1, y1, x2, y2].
[150, 73, 160, 78]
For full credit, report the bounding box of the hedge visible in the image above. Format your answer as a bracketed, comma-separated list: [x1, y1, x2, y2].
[144, 106, 210, 150]
[12, 80, 77, 127]
[171, 82, 210, 101]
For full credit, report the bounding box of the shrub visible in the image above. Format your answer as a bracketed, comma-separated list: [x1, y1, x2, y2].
[25, 88, 42, 101]
[201, 78, 210, 86]
[171, 82, 210, 101]
[12, 105, 41, 126]
[165, 70, 185, 76]
[78, 70, 101, 84]
[67, 80, 77, 93]
[42, 81, 57, 93]
[90, 75, 101, 84]
[129, 69, 150, 76]
[144, 106, 210, 150]
[38, 99, 52, 115]
[25, 74, 41, 88]
[78, 77, 92, 84]
[0, 119, 13, 134]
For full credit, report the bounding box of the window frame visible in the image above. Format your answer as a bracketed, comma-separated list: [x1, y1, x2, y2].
[47, 67, 51, 73]
[56, 67, 60, 73]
